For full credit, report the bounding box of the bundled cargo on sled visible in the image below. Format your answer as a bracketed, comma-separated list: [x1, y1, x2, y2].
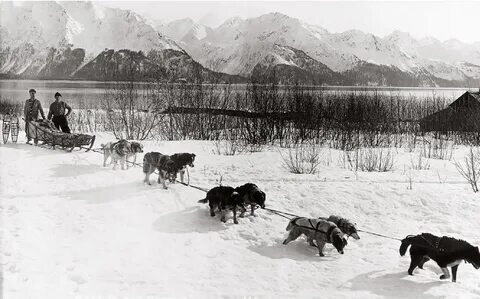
[25, 119, 95, 152]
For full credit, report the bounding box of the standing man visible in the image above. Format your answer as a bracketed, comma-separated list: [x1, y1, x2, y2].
[24, 88, 46, 144]
[48, 92, 72, 133]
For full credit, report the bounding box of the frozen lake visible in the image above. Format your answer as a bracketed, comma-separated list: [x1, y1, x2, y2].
[0, 79, 476, 108]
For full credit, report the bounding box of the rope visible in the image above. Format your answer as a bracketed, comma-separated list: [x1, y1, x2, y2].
[263, 207, 300, 218]
[357, 229, 402, 241]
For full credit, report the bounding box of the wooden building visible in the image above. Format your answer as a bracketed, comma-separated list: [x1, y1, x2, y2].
[420, 91, 480, 132]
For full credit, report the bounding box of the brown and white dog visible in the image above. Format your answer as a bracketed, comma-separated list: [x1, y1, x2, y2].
[101, 139, 144, 170]
[143, 152, 180, 189]
[169, 153, 196, 184]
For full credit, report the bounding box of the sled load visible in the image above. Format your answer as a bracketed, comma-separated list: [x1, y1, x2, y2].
[25, 119, 95, 152]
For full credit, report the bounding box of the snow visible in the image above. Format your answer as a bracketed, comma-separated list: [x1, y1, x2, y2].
[2, 132, 480, 298]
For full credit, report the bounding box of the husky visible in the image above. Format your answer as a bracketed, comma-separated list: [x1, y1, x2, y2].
[101, 140, 143, 170]
[169, 153, 195, 184]
[198, 186, 243, 224]
[234, 183, 266, 217]
[143, 152, 179, 189]
[400, 233, 480, 282]
[283, 217, 347, 256]
[318, 215, 360, 240]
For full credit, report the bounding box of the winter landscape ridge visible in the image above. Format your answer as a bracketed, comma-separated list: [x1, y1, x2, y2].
[1, 1, 480, 86]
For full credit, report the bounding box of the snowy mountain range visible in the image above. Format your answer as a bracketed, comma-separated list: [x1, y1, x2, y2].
[169, 13, 480, 86]
[0, 1, 241, 82]
[1, 2, 480, 86]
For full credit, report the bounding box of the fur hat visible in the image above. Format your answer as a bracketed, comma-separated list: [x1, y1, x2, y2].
[54, 92, 62, 97]
[29, 89, 36, 93]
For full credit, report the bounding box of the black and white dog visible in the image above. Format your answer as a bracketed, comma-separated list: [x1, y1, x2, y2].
[400, 233, 480, 282]
[198, 186, 244, 224]
[234, 183, 266, 217]
[169, 153, 195, 184]
[143, 152, 180, 189]
[283, 217, 347, 256]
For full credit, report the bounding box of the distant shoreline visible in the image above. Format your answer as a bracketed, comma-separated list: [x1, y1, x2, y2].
[0, 79, 476, 90]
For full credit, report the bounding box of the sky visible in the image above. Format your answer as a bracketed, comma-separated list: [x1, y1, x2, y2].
[101, 0, 480, 44]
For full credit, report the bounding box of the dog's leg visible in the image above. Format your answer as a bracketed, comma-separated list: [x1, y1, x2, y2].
[180, 169, 185, 183]
[283, 228, 302, 245]
[220, 209, 227, 223]
[209, 203, 216, 217]
[440, 267, 450, 280]
[316, 240, 326, 257]
[307, 236, 316, 247]
[250, 204, 256, 216]
[103, 152, 108, 167]
[144, 172, 151, 185]
[121, 156, 126, 170]
[418, 256, 430, 269]
[239, 205, 247, 217]
[451, 265, 458, 282]
[407, 254, 424, 275]
[232, 207, 238, 224]
[159, 171, 168, 189]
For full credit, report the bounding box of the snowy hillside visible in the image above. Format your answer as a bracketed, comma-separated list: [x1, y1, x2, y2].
[2, 133, 480, 298]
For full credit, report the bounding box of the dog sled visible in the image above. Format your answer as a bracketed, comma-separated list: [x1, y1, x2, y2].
[24, 118, 95, 152]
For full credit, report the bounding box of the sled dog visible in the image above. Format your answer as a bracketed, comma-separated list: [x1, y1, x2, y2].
[102, 140, 143, 170]
[283, 217, 347, 256]
[143, 152, 179, 189]
[400, 233, 480, 282]
[169, 153, 196, 183]
[234, 183, 266, 216]
[198, 186, 243, 224]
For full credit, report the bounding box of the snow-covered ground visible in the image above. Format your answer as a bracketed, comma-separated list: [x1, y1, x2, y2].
[1, 133, 480, 298]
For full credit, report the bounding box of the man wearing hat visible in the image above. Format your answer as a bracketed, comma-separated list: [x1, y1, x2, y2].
[24, 89, 46, 144]
[47, 92, 72, 133]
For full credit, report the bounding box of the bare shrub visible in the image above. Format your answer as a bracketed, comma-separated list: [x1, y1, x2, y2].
[343, 147, 395, 172]
[410, 151, 430, 170]
[102, 81, 165, 140]
[212, 130, 245, 156]
[281, 142, 322, 174]
[454, 147, 480, 192]
[421, 136, 453, 160]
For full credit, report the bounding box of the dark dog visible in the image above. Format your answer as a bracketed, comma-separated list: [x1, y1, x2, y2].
[143, 152, 180, 189]
[234, 183, 266, 217]
[400, 233, 480, 282]
[169, 153, 195, 184]
[198, 186, 243, 224]
[318, 215, 360, 240]
[283, 217, 347, 256]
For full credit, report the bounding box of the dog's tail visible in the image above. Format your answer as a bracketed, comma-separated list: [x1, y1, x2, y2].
[198, 198, 208, 204]
[399, 235, 415, 256]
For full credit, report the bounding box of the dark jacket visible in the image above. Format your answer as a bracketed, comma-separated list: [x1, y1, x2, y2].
[24, 98, 46, 121]
[48, 101, 72, 120]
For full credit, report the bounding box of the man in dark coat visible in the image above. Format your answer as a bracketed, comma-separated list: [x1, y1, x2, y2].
[24, 89, 46, 144]
[47, 92, 72, 133]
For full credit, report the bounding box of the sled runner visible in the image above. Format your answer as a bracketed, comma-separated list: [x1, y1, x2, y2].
[2, 114, 11, 144]
[10, 114, 19, 143]
[24, 118, 95, 152]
